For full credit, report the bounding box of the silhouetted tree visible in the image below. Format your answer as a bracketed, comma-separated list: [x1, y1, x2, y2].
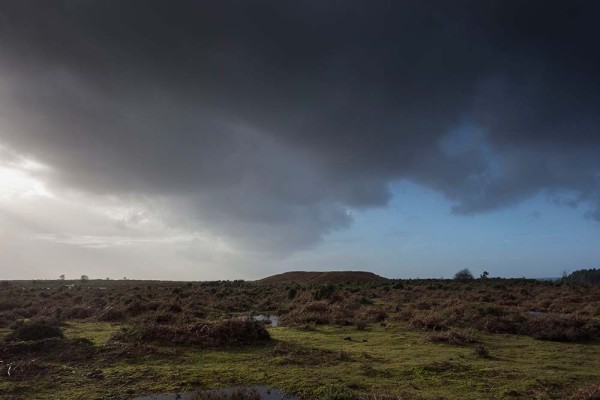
[454, 268, 474, 281]
[59, 274, 65, 280]
[80, 275, 89, 281]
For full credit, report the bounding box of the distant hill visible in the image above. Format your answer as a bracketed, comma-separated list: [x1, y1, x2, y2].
[256, 270, 388, 285]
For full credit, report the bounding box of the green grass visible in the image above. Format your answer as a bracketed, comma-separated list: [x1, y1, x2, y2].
[267, 325, 600, 399]
[1, 322, 599, 399]
[63, 321, 121, 346]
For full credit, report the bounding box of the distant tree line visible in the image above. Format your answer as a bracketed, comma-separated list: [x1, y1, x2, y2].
[564, 268, 600, 285]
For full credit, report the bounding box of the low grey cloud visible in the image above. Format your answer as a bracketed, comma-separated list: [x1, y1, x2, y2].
[1, 1, 599, 254]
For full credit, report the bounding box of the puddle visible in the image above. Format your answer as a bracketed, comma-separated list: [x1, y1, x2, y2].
[526, 311, 545, 317]
[132, 385, 297, 400]
[526, 311, 570, 318]
[252, 314, 279, 327]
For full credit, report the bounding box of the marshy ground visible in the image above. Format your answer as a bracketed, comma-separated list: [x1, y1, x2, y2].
[0, 274, 599, 399]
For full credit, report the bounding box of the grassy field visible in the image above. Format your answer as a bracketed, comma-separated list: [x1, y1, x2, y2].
[0, 276, 599, 399]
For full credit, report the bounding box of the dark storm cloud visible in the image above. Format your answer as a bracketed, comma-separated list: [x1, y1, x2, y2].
[1, 0, 599, 251]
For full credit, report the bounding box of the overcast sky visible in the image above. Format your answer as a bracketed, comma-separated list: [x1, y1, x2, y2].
[1, 1, 599, 280]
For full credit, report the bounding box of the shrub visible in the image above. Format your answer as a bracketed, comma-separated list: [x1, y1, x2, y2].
[409, 312, 450, 331]
[96, 307, 127, 322]
[113, 319, 270, 347]
[5, 321, 63, 342]
[64, 306, 95, 319]
[476, 305, 505, 316]
[125, 301, 149, 317]
[313, 283, 337, 300]
[304, 301, 330, 313]
[0, 313, 14, 328]
[153, 312, 178, 324]
[281, 301, 356, 326]
[287, 287, 297, 300]
[166, 303, 183, 313]
[0, 300, 20, 312]
[523, 315, 599, 342]
[207, 319, 271, 346]
[359, 297, 373, 305]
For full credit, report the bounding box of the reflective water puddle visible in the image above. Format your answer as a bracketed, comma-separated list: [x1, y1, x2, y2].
[252, 314, 279, 327]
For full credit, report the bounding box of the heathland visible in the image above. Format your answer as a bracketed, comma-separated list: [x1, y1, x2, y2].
[0, 272, 599, 399]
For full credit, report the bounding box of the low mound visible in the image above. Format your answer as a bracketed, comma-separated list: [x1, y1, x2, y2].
[257, 270, 387, 285]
